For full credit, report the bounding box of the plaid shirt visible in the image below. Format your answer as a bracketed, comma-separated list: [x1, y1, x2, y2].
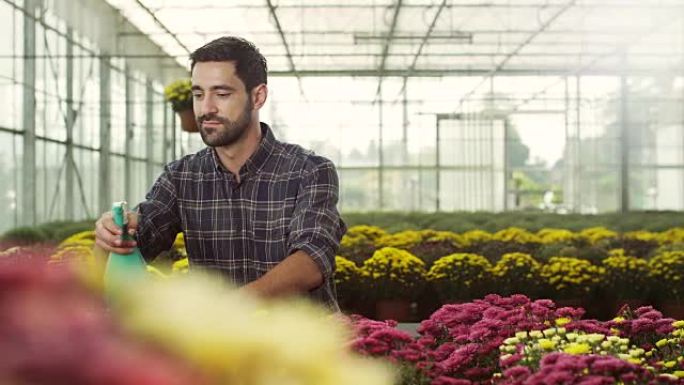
[136, 123, 346, 310]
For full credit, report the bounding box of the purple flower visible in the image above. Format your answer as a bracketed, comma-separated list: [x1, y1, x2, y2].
[462, 366, 491, 380]
[431, 342, 457, 361]
[655, 318, 676, 334]
[351, 295, 669, 385]
[566, 319, 612, 335]
[631, 318, 655, 334]
[500, 353, 523, 368]
[639, 310, 664, 320]
[438, 344, 479, 372]
[634, 306, 657, 316]
[391, 346, 423, 362]
[575, 375, 613, 385]
[556, 306, 586, 319]
[532, 370, 575, 384]
[431, 376, 472, 385]
[591, 356, 638, 373]
[504, 365, 532, 378]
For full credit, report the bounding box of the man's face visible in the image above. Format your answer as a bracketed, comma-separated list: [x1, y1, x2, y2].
[191, 61, 253, 147]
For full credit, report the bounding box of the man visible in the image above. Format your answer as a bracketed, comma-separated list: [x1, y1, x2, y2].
[94, 37, 346, 310]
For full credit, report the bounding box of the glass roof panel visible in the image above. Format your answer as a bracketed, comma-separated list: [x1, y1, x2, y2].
[104, 0, 683, 76]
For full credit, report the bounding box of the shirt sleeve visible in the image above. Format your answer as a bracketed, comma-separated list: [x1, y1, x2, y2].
[135, 165, 181, 262]
[287, 157, 347, 281]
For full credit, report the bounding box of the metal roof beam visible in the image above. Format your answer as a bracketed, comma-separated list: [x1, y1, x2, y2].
[385, 0, 448, 99]
[155, 2, 684, 10]
[507, 11, 683, 113]
[456, 0, 578, 109]
[405, 0, 448, 73]
[133, 0, 191, 54]
[374, 0, 403, 98]
[119, 28, 684, 37]
[266, 66, 683, 77]
[266, 0, 305, 97]
[12, 51, 677, 59]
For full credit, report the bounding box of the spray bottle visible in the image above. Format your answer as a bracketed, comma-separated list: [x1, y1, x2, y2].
[104, 201, 147, 296]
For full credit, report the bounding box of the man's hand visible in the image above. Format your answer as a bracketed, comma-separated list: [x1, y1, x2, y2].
[94, 210, 139, 254]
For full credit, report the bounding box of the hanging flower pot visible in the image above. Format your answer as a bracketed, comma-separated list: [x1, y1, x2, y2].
[164, 78, 197, 133]
[177, 108, 198, 133]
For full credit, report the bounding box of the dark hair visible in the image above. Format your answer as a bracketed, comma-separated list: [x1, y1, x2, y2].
[190, 36, 267, 92]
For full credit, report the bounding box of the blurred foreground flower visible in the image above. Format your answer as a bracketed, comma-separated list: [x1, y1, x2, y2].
[0, 257, 393, 385]
[0, 258, 202, 385]
[114, 273, 394, 385]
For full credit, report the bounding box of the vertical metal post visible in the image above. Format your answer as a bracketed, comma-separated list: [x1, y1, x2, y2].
[163, 94, 169, 164]
[171, 107, 177, 160]
[563, 77, 570, 211]
[435, 117, 441, 211]
[681, 20, 684, 209]
[145, 79, 154, 184]
[503, 119, 509, 210]
[461, 111, 466, 210]
[575, 75, 581, 211]
[21, 0, 37, 226]
[620, 56, 630, 213]
[489, 77, 495, 211]
[378, 82, 384, 210]
[65, 27, 75, 220]
[463, 110, 469, 210]
[402, 77, 408, 208]
[124, 66, 133, 203]
[99, 55, 111, 215]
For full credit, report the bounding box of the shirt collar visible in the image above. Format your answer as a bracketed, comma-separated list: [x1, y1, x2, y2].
[210, 122, 276, 179]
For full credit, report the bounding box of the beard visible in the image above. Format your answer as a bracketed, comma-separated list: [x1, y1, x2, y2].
[196, 98, 253, 147]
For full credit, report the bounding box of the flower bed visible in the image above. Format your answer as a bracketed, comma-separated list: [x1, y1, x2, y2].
[350, 294, 684, 384]
[336, 226, 684, 320]
[6, 227, 684, 320]
[3, 236, 684, 384]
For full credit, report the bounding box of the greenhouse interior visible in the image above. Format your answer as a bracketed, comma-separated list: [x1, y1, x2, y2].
[2, 0, 684, 384]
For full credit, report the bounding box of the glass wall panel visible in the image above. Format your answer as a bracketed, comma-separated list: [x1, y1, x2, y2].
[338, 169, 379, 212]
[35, 140, 65, 223]
[0, 132, 20, 233]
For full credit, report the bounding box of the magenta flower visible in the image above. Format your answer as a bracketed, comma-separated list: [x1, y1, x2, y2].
[431, 376, 472, 385]
[350, 295, 680, 385]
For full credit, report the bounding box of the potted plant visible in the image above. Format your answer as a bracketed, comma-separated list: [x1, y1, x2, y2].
[649, 251, 684, 319]
[164, 78, 197, 132]
[360, 247, 427, 321]
[426, 252, 493, 303]
[334, 255, 366, 314]
[338, 225, 385, 266]
[540, 256, 605, 307]
[491, 252, 542, 297]
[600, 249, 651, 313]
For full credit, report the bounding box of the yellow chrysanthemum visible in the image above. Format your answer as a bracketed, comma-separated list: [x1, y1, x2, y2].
[492, 227, 541, 244]
[563, 342, 592, 355]
[58, 230, 96, 248]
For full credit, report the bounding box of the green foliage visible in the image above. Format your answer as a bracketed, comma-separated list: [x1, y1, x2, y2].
[341, 211, 684, 233]
[2, 219, 96, 244]
[1, 227, 49, 244]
